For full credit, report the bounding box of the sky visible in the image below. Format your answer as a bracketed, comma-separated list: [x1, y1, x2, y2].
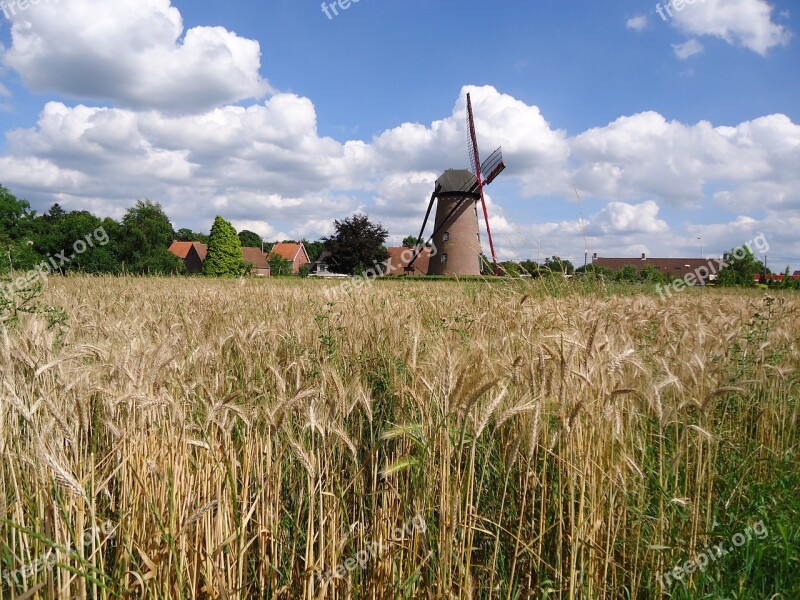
[0, 0, 798, 270]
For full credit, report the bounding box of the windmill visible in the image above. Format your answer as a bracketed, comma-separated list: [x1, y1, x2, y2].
[408, 92, 505, 276]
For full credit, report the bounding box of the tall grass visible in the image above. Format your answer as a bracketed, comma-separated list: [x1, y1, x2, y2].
[1, 276, 798, 598]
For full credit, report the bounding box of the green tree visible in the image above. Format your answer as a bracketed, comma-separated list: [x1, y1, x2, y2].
[639, 265, 667, 284]
[0, 185, 34, 239]
[542, 256, 575, 275]
[204, 216, 245, 277]
[175, 228, 209, 244]
[268, 255, 293, 276]
[402, 235, 422, 248]
[118, 200, 183, 274]
[615, 265, 639, 283]
[238, 230, 263, 249]
[302, 239, 325, 263]
[322, 213, 389, 275]
[717, 247, 765, 287]
[498, 261, 523, 277]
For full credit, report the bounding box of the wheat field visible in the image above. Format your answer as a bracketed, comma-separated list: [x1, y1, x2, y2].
[1, 276, 798, 599]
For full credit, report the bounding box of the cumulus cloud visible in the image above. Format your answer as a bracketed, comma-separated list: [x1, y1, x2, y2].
[0, 0, 271, 113]
[626, 15, 649, 31]
[0, 78, 798, 266]
[570, 111, 800, 210]
[586, 201, 669, 236]
[672, 38, 704, 59]
[669, 0, 792, 56]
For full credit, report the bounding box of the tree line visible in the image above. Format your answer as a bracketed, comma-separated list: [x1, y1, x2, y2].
[0, 186, 389, 277]
[1, 185, 792, 286]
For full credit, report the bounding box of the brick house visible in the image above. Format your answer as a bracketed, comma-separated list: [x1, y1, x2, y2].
[269, 243, 311, 274]
[592, 253, 723, 284]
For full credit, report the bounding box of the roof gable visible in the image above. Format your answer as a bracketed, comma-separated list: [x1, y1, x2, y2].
[270, 242, 309, 263]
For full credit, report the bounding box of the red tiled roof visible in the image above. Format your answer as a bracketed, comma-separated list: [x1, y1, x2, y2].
[269, 243, 308, 263]
[241, 247, 268, 268]
[385, 247, 431, 276]
[169, 241, 207, 260]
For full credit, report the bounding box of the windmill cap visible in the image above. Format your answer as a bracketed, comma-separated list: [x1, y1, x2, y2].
[436, 169, 478, 194]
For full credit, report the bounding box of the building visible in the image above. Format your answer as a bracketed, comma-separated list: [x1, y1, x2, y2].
[241, 247, 271, 276]
[427, 170, 483, 276]
[168, 241, 270, 275]
[269, 243, 311, 275]
[592, 253, 722, 284]
[168, 241, 207, 273]
[385, 246, 432, 276]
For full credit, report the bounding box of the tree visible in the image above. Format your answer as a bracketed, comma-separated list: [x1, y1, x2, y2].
[542, 256, 575, 275]
[175, 228, 208, 244]
[402, 235, 422, 248]
[639, 265, 667, 284]
[0, 185, 33, 238]
[717, 247, 765, 287]
[322, 213, 389, 275]
[118, 200, 183, 274]
[204, 216, 245, 277]
[615, 265, 639, 283]
[498, 261, 523, 277]
[302, 239, 325, 263]
[268, 255, 293, 276]
[238, 230, 263, 249]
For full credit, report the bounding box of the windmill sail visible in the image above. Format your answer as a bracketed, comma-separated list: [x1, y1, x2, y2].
[481, 147, 505, 185]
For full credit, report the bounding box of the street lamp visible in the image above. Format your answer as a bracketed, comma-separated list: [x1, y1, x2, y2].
[698, 237, 703, 258]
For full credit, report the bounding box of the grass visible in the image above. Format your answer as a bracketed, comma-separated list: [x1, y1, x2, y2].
[0, 275, 798, 598]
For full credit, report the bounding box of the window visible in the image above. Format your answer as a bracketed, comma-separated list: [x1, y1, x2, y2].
[442, 254, 448, 264]
[443, 232, 449, 242]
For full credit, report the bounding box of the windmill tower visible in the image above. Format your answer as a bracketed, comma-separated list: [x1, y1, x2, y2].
[409, 93, 505, 276]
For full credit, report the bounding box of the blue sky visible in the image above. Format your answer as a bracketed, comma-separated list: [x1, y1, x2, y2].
[0, 0, 798, 269]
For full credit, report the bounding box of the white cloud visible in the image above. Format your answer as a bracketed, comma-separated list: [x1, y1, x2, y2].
[670, 0, 792, 56]
[0, 82, 798, 266]
[627, 15, 649, 31]
[587, 201, 669, 235]
[672, 38, 704, 59]
[570, 111, 800, 209]
[0, 0, 270, 113]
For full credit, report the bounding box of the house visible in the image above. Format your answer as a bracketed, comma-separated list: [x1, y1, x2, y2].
[269, 242, 311, 274]
[168, 241, 270, 275]
[308, 250, 346, 278]
[592, 253, 722, 284]
[241, 247, 271, 276]
[168, 241, 207, 273]
[384, 246, 432, 276]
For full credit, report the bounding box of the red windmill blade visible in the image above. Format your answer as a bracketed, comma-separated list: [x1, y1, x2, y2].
[466, 93, 504, 276]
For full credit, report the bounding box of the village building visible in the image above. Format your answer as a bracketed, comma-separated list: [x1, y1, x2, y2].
[269, 243, 311, 275]
[592, 253, 723, 284]
[168, 241, 270, 275]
